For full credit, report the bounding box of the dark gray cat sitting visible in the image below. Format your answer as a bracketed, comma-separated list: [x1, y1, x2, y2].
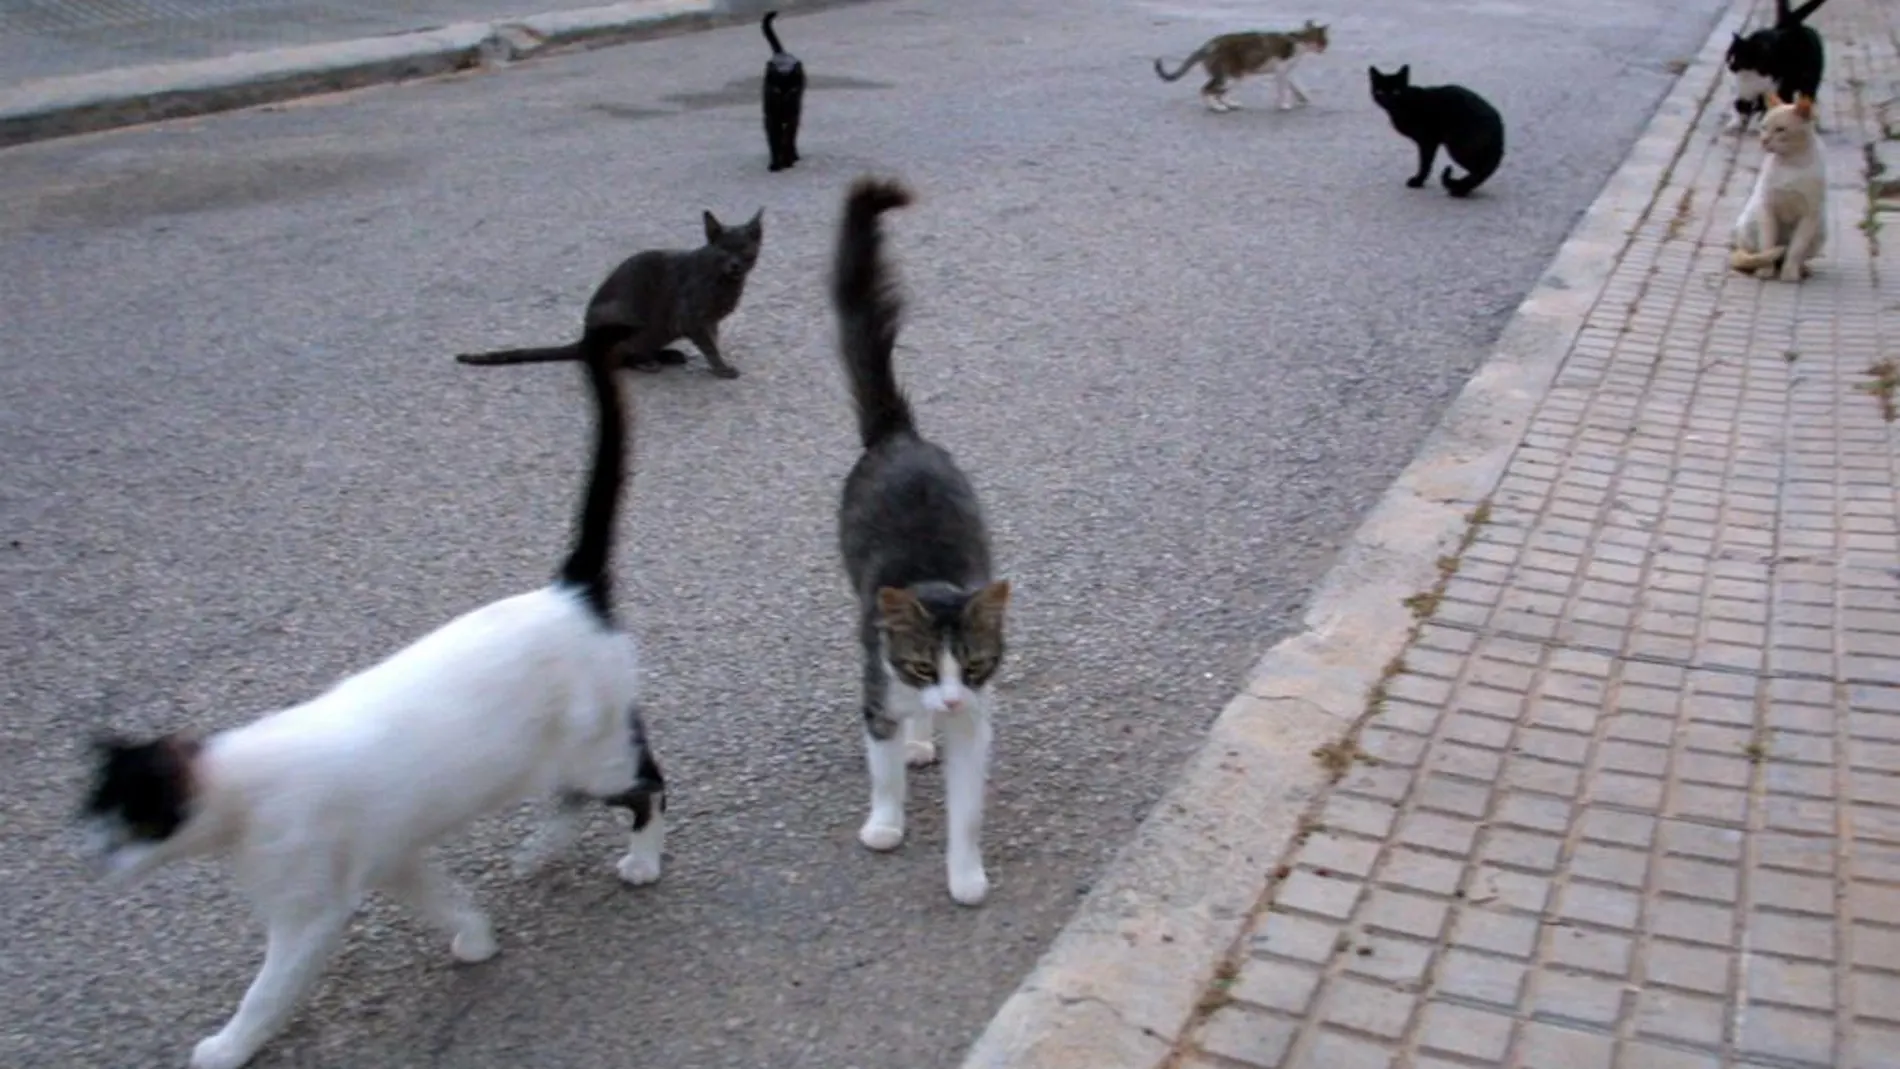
[456, 209, 764, 378]
[831, 176, 1011, 908]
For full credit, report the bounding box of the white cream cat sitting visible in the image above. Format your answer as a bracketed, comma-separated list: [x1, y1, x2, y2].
[1730, 92, 1828, 283]
[77, 323, 668, 1069]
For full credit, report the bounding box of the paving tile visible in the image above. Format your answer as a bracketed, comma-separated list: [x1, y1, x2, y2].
[1435, 948, 1526, 1008]
[1316, 976, 1416, 1040]
[1198, 1005, 1297, 1068]
[1230, 959, 1321, 1016]
[1517, 1020, 1614, 1069]
[1417, 1001, 1514, 1061]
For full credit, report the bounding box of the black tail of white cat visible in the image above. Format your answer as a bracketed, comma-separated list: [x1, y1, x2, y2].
[1779, 0, 1829, 24]
[558, 323, 638, 622]
[831, 178, 918, 451]
[762, 10, 787, 55]
[455, 343, 580, 366]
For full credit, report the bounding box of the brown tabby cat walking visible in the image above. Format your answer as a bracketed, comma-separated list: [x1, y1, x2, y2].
[1154, 21, 1330, 113]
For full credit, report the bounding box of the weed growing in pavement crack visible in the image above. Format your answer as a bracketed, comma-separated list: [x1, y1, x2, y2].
[1665, 187, 1695, 242]
[1859, 359, 1899, 421]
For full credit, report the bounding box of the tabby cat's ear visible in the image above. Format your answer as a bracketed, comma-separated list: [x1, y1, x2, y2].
[876, 586, 926, 629]
[703, 210, 724, 242]
[964, 580, 1012, 632]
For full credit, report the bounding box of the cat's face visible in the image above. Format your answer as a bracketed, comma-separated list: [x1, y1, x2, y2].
[876, 580, 1010, 715]
[1294, 21, 1329, 53]
[1727, 30, 1773, 73]
[703, 209, 765, 280]
[78, 734, 197, 879]
[1367, 64, 1411, 106]
[1760, 93, 1817, 154]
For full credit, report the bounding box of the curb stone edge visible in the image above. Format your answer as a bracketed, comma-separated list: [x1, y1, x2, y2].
[951, 2, 1751, 1066]
[0, 0, 873, 150]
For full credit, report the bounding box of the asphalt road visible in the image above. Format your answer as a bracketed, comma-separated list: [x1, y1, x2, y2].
[0, 0, 1728, 1065]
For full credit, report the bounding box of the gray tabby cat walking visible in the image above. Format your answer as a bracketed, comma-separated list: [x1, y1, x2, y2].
[456, 210, 764, 379]
[1154, 20, 1330, 112]
[830, 176, 1012, 907]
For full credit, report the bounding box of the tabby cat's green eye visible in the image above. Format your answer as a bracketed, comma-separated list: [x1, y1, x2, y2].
[906, 661, 939, 680]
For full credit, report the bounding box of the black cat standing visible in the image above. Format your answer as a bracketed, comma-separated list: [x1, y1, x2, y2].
[1726, 0, 1829, 132]
[762, 11, 806, 172]
[1368, 65, 1505, 198]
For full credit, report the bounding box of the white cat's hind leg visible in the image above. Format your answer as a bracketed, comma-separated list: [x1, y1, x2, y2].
[511, 792, 586, 877]
[1780, 214, 1822, 282]
[191, 902, 354, 1069]
[384, 855, 496, 963]
[904, 711, 938, 767]
[940, 707, 993, 906]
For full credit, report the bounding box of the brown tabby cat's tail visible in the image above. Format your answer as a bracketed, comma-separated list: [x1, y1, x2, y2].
[454, 343, 581, 366]
[1154, 47, 1208, 82]
[831, 176, 916, 450]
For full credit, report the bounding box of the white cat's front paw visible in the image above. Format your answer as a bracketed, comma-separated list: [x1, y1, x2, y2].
[1779, 265, 1805, 283]
[191, 1033, 256, 1069]
[905, 739, 938, 767]
[451, 922, 498, 964]
[615, 850, 663, 886]
[859, 819, 905, 852]
[948, 864, 990, 907]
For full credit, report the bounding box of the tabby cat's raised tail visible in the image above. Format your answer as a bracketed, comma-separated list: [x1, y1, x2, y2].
[455, 342, 580, 366]
[1153, 48, 1208, 82]
[831, 178, 917, 450]
[558, 322, 638, 623]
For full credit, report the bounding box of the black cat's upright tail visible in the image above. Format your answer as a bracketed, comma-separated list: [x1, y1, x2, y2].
[762, 10, 787, 55]
[558, 322, 638, 624]
[830, 177, 917, 451]
[455, 342, 580, 366]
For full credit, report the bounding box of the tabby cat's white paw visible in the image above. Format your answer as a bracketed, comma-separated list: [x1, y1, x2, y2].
[616, 851, 663, 886]
[451, 923, 498, 963]
[948, 865, 990, 907]
[190, 1033, 254, 1069]
[904, 739, 938, 767]
[859, 820, 904, 852]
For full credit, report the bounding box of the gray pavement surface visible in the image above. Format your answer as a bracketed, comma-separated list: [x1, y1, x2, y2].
[0, 0, 1728, 1066]
[0, 0, 635, 88]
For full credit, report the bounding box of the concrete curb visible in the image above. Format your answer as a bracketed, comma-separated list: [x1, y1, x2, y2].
[951, 3, 1751, 1067]
[0, 0, 862, 150]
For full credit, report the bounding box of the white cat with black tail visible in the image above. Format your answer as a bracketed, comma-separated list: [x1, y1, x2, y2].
[78, 321, 669, 1069]
[829, 176, 1013, 907]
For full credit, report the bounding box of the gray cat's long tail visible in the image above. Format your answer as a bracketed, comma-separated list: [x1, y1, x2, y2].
[831, 176, 917, 451]
[1153, 48, 1207, 82]
[454, 343, 580, 366]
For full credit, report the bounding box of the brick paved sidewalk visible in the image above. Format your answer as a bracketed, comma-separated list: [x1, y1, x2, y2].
[1171, 2, 1900, 1068]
